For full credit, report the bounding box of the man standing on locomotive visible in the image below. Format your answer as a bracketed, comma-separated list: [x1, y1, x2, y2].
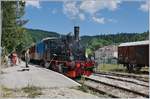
[25, 49, 30, 68]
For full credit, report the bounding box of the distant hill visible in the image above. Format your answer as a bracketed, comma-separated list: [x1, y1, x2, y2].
[81, 32, 149, 45]
[25, 28, 60, 43]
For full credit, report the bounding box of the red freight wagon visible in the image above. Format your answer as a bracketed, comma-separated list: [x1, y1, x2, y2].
[118, 40, 149, 72]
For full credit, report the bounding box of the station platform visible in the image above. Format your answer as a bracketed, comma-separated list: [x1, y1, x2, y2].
[0, 62, 80, 89]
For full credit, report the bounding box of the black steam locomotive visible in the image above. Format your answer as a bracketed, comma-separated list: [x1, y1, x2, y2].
[23, 26, 95, 78]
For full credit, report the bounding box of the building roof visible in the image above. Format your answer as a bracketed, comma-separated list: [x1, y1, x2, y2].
[119, 40, 149, 47]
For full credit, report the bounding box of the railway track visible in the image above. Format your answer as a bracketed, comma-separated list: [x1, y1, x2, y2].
[78, 73, 149, 98]
[94, 73, 149, 87]
[95, 71, 149, 82]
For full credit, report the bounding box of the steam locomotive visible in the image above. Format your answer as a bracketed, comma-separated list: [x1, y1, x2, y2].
[23, 26, 95, 78]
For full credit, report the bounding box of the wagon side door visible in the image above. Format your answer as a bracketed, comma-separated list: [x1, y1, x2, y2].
[128, 46, 136, 64]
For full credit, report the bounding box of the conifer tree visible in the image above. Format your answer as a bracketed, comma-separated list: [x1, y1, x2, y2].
[2, 1, 27, 54]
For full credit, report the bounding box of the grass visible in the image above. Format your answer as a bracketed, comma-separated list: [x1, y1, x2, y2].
[75, 76, 88, 92]
[0, 85, 15, 97]
[0, 71, 6, 74]
[96, 64, 126, 72]
[77, 85, 88, 93]
[21, 85, 42, 98]
[140, 67, 149, 74]
[96, 64, 149, 74]
[0, 85, 42, 98]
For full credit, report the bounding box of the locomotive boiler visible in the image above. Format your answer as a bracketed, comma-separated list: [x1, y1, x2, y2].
[26, 26, 95, 78]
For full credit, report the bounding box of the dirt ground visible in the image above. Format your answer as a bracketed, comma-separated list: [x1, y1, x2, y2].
[0, 62, 99, 99]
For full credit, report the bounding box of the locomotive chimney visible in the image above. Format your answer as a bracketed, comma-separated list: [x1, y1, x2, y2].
[74, 26, 79, 41]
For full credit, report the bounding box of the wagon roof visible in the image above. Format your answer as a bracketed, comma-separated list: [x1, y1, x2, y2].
[41, 37, 58, 41]
[119, 40, 149, 47]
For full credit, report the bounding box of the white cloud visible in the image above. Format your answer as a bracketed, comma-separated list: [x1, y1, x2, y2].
[62, 0, 121, 23]
[107, 0, 122, 11]
[79, 13, 85, 21]
[80, 0, 101, 14]
[92, 16, 105, 24]
[26, 0, 40, 8]
[140, 1, 150, 12]
[80, 0, 121, 15]
[79, 0, 121, 24]
[63, 1, 85, 21]
[92, 16, 117, 24]
[63, 1, 79, 19]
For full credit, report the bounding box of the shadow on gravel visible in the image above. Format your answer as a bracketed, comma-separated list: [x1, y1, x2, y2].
[110, 69, 126, 72]
[0, 71, 7, 74]
[17, 68, 30, 72]
[28, 63, 45, 69]
[110, 69, 149, 75]
[134, 71, 149, 75]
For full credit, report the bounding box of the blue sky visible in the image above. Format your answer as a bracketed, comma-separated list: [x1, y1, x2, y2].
[23, 0, 149, 36]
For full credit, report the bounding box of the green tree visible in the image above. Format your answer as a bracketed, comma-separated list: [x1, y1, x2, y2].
[2, 1, 28, 54]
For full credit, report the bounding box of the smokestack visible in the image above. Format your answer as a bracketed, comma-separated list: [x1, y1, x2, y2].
[74, 26, 79, 41]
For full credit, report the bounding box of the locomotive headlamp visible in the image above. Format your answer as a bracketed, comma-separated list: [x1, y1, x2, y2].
[70, 56, 74, 61]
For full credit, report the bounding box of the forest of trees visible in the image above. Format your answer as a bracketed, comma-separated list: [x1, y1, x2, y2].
[25, 29, 60, 43]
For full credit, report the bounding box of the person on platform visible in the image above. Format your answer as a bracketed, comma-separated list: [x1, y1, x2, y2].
[25, 49, 30, 68]
[11, 51, 17, 66]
